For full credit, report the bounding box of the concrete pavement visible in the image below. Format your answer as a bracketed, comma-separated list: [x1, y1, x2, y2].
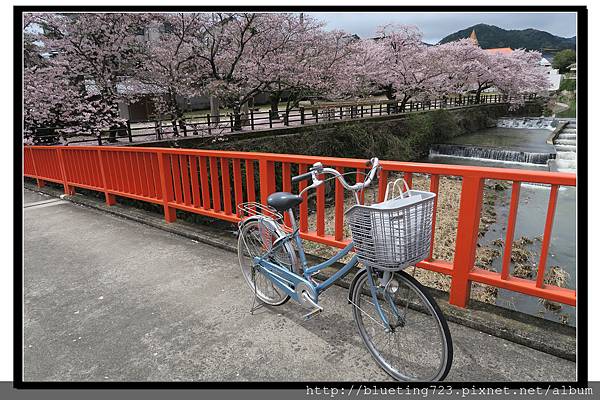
[23, 188, 576, 382]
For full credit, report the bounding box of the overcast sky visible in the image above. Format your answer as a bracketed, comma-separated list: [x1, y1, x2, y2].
[306, 12, 577, 43]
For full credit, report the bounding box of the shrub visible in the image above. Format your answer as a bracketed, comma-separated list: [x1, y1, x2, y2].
[559, 78, 576, 92]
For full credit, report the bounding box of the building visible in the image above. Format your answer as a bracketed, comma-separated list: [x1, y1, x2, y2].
[469, 29, 560, 92]
[539, 57, 561, 91]
[469, 29, 514, 55]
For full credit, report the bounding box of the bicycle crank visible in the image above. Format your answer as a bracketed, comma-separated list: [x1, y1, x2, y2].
[295, 282, 323, 320]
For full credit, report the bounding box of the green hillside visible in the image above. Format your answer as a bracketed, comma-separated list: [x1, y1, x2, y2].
[439, 23, 576, 51]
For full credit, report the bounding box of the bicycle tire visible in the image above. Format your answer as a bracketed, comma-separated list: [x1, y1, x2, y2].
[350, 268, 453, 381]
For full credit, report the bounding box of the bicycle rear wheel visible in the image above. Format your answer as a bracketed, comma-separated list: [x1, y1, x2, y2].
[350, 268, 452, 381]
[238, 218, 297, 306]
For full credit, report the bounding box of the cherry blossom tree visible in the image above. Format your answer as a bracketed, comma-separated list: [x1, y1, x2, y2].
[493, 49, 549, 98]
[22, 13, 550, 141]
[333, 38, 388, 99]
[253, 13, 329, 120]
[368, 25, 453, 111]
[190, 12, 274, 130]
[188, 12, 355, 130]
[439, 39, 549, 103]
[33, 13, 148, 139]
[133, 12, 206, 135]
[255, 14, 357, 119]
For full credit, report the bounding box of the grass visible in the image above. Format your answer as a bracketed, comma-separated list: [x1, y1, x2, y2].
[556, 98, 576, 118]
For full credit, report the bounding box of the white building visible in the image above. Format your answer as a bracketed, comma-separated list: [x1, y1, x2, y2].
[540, 57, 561, 91]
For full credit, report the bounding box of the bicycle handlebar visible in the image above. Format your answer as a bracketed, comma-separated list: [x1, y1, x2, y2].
[291, 171, 313, 183]
[292, 157, 380, 196]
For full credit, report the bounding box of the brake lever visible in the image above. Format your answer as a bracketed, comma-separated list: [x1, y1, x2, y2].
[310, 162, 324, 173]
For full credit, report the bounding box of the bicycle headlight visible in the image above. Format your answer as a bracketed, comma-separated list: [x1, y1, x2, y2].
[386, 279, 400, 294]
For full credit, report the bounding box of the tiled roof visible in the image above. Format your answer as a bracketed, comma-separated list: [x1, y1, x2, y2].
[485, 47, 513, 54]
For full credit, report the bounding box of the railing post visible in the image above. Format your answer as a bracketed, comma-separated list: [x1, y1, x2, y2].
[258, 159, 276, 205]
[269, 110, 273, 128]
[97, 133, 102, 146]
[449, 175, 484, 307]
[250, 108, 255, 130]
[97, 149, 116, 206]
[315, 108, 319, 124]
[28, 148, 45, 188]
[56, 147, 74, 195]
[170, 119, 179, 137]
[283, 113, 289, 126]
[157, 152, 176, 223]
[229, 114, 234, 132]
[181, 119, 187, 137]
[300, 107, 305, 125]
[206, 114, 212, 135]
[127, 120, 132, 143]
[339, 106, 343, 120]
[536, 185, 559, 288]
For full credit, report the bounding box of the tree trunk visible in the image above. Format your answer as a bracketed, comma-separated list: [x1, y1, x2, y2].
[168, 90, 179, 136]
[399, 95, 411, 112]
[269, 93, 281, 120]
[232, 102, 242, 131]
[210, 96, 220, 125]
[384, 84, 395, 100]
[240, 101, 250, 127]
[310, 98, 318, 117]
[475, 86, 484, 104]
[384, 85, 397, 114]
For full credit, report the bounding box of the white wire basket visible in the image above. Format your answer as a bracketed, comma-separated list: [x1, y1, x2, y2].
[345, 179, 436, 271]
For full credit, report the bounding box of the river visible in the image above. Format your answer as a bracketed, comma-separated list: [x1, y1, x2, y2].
[426, 125, 577, 326]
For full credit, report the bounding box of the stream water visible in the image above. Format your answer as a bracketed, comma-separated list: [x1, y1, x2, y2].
[426, 125, 577, 326]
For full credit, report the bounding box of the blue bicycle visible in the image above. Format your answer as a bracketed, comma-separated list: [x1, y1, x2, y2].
[237, 158, 453, 381]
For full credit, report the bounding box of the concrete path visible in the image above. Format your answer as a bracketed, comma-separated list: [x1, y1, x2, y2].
[23, 189, 576, 382]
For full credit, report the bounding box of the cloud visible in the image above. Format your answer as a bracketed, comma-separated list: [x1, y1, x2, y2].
[307, 12, 577, 43]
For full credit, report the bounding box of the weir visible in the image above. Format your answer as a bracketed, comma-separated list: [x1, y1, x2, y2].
[429, 143, 555, 165]
[496, 117, 558, 130]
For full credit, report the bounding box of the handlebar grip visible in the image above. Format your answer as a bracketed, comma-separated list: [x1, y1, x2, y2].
[291, 171, 313, 183]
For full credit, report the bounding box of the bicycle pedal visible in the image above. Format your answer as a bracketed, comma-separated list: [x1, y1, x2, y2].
[303, 307, 323, 321]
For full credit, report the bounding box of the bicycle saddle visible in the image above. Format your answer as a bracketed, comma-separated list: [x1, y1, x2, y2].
[267, 192, 303, 212]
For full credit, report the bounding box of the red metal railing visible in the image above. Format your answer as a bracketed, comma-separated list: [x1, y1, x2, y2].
[23, 146, 576, 308]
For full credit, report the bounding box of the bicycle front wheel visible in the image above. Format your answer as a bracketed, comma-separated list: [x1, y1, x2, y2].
[350, 268, 453, 381]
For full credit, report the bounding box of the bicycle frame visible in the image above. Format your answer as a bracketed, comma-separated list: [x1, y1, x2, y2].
[252, 231, 358, 299]
[249, 210, 393, 329]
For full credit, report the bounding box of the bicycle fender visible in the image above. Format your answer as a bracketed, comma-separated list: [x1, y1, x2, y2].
[348, 267, 368, 304]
